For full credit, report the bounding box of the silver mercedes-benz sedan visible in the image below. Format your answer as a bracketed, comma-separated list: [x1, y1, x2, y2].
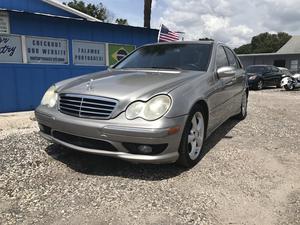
[35, 41, 248, 167]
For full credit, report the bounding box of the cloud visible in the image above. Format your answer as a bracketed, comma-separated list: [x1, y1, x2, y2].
[154, 0, 300, 47]
[152, 0, 157, 9]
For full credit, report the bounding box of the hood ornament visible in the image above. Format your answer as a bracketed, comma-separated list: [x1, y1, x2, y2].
[86, 79, 94, 91]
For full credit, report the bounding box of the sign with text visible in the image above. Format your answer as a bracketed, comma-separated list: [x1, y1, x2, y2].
[0, 12, 10, 34]
[26, 36, 68, 64]
[72, 40, 106, 66]
[0, 35, 22, 63]
[108, 44, 135, 65]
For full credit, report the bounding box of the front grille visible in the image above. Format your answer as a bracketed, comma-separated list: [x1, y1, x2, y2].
[52, 131, 118, 152]
[58, 94, 118, 119]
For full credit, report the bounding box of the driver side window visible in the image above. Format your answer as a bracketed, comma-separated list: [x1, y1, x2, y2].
[216, 46, 229, 69]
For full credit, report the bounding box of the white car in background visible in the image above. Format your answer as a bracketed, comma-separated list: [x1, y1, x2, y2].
[278, 67, 300, 91]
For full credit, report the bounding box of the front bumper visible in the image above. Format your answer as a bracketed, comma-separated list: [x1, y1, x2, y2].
[35, 106, 188, 164]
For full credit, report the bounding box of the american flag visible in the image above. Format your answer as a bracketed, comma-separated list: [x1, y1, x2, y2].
[158, 24, 183, 42]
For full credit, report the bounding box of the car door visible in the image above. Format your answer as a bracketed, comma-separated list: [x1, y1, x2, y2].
[224, 47, 244, 113]
[208, 45, 235, 131]
[263, 66, 280, 85]
[270, 66, 283, 85]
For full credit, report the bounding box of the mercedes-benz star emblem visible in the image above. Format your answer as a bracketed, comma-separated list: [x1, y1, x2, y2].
[86, 79, 94, 91]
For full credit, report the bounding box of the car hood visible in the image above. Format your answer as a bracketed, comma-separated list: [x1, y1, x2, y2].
[58, 69, 202, 113]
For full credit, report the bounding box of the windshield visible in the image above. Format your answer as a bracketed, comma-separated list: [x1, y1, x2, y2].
[246, 66, 267, 74]
[114, 43, 212, 71]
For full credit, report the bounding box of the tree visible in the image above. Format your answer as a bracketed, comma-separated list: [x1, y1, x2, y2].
[144, 0, 152, 28]
[63, 0, 112, 22]
[234, 32, 291, 54]
[115, 18, 128, 25]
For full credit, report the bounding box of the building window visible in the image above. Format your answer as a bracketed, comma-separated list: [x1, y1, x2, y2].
[290, 60, 298, 72]
[273, 59, 286, 67]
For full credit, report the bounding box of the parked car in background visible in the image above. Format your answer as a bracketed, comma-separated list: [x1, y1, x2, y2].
[35, 41, 248, 168]
[280, 67, 300, 91]
[246, 65, 283, 90]
[278, 67, 293, 77]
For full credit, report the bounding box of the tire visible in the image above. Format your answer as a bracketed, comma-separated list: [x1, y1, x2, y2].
[255, 80, 263, 90]
[177, 105, 206, 168]
[234, 91, 248, 120]
[284, 84, 294, 91]
[276, 83, 281, 88]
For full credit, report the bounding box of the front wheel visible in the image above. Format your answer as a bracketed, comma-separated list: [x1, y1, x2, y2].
[177, 106, 206, 168]
[256, 80, 263, 90]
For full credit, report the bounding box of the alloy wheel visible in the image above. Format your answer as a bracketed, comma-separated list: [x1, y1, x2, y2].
[257, 80, 263, 90]
[288, 83, 294, 90]
[187, 112, 205, 160]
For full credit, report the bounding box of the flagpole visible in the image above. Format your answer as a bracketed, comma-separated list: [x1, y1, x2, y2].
[157, 24, 162, 43]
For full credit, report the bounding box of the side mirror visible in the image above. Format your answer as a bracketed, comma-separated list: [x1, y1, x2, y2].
[217, 66, 235, 78]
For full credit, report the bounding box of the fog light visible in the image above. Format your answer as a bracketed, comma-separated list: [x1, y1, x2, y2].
[137, 145, 153, 154]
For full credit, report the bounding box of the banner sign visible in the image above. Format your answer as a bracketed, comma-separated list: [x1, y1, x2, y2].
[108, 44, 135, 65]
[72, 40, 106, 66]
[0, 35, 22, 63]
[0, 12, 10, 34]
[26, 36, 68, 64]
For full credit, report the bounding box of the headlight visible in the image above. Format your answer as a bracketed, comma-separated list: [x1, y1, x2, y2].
[41, 85, 58, 107]
[126, 95, 171, 121]
[248, 75, 257, 80]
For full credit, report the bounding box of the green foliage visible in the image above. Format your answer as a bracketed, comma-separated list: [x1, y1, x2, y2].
[63, 0, 110, 21]
[64, 0, 128, 24]
[234, 44, 252, 54]
[115, 18, 128, 25]
[234, 32, 291, 54]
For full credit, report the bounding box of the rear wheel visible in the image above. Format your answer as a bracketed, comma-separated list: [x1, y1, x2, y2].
[234, 91, 248, 120]
[177, 106, 206, 168]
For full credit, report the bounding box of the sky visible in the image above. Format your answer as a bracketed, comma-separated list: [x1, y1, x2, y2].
[59, 0, 300, 48]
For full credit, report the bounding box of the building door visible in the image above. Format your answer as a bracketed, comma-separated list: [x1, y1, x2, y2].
[273, 59, 286, 67]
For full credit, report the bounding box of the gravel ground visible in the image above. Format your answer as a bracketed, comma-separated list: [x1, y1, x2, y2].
[0, 88, 299, 225]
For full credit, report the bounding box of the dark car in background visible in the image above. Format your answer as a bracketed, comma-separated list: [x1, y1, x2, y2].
[246, 65, 283, 90]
